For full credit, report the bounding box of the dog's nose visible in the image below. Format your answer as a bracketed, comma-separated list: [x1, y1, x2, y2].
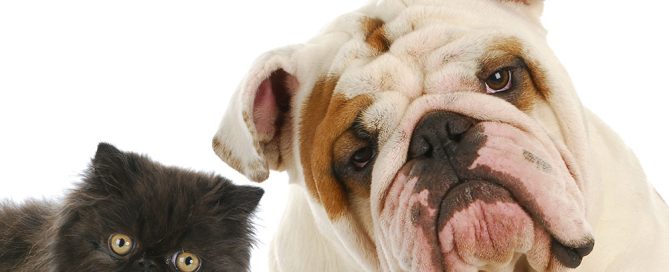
[408, 111, 477, 160]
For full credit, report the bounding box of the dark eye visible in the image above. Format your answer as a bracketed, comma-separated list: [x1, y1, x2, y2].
[485, 69, 513, 94]
[351, 146, 374, 169]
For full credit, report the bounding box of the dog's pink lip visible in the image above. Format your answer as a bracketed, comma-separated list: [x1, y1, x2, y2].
[432, 178, 510, 227]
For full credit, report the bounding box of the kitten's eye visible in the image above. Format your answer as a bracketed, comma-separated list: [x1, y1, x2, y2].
[485, 69, 513, 94]
[108, 233, 133, 256]
[175, 251, 201, 272]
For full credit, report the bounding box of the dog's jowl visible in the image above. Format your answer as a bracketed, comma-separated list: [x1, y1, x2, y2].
[212, 0, 669, 271]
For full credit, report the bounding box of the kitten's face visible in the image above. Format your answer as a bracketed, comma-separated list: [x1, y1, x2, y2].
[52, 143, 263, 272]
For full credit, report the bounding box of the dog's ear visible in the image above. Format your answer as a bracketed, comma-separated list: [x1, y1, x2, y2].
[496, 0, 544, 19]
[212, 46, 301, 182]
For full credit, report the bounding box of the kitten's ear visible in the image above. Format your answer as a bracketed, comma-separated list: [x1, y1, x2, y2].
[87, 142, 135, 193]
[93, 142, 125, 167]
[230, 185, 265, 214]
[213, 181, 265, 217]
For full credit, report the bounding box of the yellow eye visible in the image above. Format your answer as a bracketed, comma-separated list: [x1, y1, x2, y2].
[108, 233, 134, 256]
[175, 251, 201, 272]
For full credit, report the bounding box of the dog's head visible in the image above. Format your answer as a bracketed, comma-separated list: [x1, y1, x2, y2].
[213, 0, 595, 270]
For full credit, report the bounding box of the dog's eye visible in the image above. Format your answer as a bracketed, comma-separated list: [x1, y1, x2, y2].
[351, 146, 374, 170]
[485, 69, 513, 94]
[174, 251, 201, 272]
[108, 233, 134, 256]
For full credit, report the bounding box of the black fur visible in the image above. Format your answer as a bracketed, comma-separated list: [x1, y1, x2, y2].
[0, 143, 263, 272]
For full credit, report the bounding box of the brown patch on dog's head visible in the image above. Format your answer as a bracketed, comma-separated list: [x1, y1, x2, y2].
[299, 76, 373, 219]
[363, 17, 390, 54]
[300, 76, 337, 207]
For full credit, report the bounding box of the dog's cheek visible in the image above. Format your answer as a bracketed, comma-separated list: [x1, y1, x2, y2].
[300, 87, 374, 218]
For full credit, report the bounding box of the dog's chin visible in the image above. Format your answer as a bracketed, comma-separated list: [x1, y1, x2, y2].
[435, 178, 548, 271]
[378, 156, 592, 272]
[378, 162, 542, 271]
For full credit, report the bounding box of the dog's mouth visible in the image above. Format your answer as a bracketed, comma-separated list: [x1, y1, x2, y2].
[376, 119, 594, 271]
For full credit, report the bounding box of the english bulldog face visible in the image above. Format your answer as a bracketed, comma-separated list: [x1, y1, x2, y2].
[213, 0, 596, 271]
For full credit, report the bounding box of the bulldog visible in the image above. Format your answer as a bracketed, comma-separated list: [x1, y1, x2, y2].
[212, 0, 669, 271]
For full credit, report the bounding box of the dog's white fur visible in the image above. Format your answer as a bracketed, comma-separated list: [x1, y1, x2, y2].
[213, 0, 669, 270]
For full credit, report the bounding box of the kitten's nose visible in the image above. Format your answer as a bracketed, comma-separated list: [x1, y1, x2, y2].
[133, 257, 158, 271]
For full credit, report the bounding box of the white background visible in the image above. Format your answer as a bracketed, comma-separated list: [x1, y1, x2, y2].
[1, 1, 667, 271]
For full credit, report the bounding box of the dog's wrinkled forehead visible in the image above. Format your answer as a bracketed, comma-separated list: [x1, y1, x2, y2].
[325, 0, 545, 99]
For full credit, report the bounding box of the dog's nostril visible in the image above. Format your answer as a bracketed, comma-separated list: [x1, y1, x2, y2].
[446, 116, 473, 142]
[408, 136, 432, 159]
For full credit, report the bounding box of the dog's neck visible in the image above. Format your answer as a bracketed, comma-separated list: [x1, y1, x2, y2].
[578, 110, 669, 270]
[270, 185, 368, 271]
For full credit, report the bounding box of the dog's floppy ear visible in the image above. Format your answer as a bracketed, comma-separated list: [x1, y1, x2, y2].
[212, 45, 301, 182]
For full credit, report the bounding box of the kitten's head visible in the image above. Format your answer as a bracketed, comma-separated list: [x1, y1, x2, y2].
[52, 143, 264, 272]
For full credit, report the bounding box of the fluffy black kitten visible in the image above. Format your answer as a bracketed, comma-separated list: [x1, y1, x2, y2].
[0, 143, 264, 272]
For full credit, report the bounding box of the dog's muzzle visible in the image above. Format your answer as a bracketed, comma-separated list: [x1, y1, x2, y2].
[377, 111, 594, 271]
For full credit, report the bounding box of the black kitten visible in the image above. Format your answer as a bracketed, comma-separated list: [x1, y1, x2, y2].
[0, 143, 264, 272]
